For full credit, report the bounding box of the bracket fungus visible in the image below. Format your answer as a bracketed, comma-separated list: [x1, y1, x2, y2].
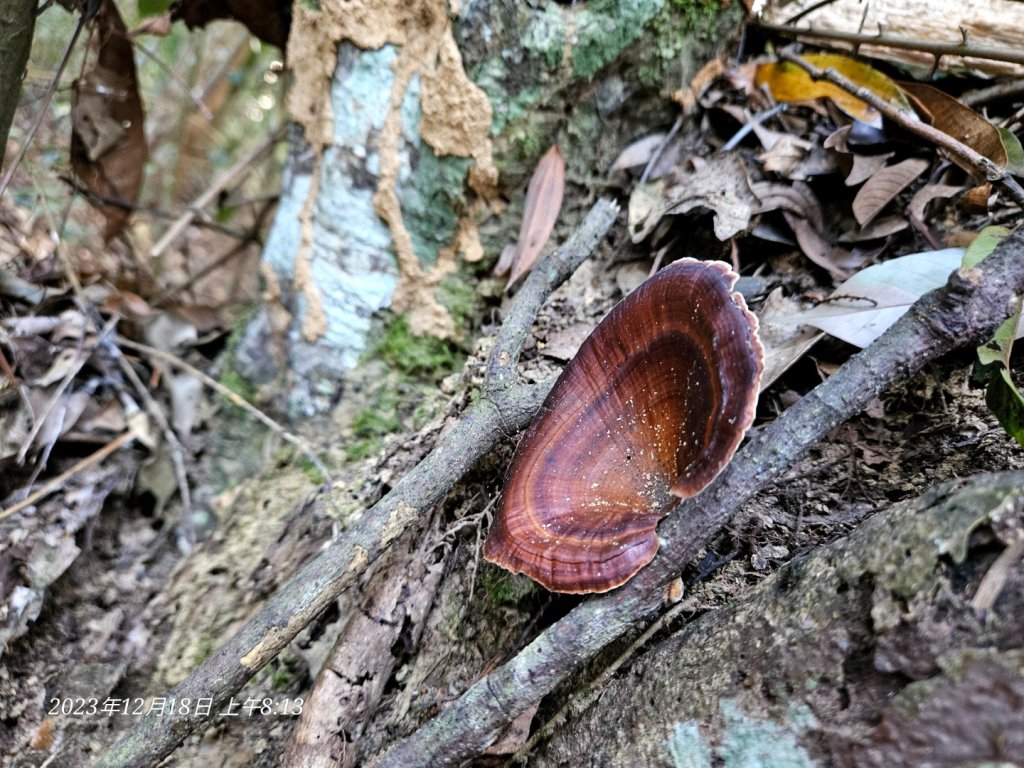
[483, 258, 764, 594]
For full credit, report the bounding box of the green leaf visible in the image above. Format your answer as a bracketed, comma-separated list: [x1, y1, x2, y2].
[978, 297, 1024, 447]
[138, 0, 172, 18]
[962, 225, 1011, 268]
[986, 364, 1024, 447]
[997, 127, 1024, 176]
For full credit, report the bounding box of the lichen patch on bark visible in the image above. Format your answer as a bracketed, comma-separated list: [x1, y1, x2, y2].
[286, 0, 496, 340]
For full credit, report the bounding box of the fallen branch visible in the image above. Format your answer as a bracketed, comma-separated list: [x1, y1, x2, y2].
[754, 21, 1024, 69]
[149, 129, 283, 259]
[93, 198, 620, 768]
[368, 231, 1024, 766]
[777, 49, 1024, 209]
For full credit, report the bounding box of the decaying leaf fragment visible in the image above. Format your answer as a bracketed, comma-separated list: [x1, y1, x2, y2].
[497, 145, 565, 289]
[793, 247, 965, 348]
[628, 153, 757, 242]
[71, 0, 147, 240]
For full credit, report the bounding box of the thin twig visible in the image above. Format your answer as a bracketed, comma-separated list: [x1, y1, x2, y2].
[0, 1, 96, 199]
[149, 129, 283, 258]
[514, 599, 689, 762]
[960, 78, 1024, 109]
[116, 336, 333, 486]
[111, 341, 195, 544]
[151, 196, 275, 306]
[777, 49, 1024, 209]
[639, 114, 682, 184]
[754, 21, 1024, 68]
[58, 174, 261, 241]
[0, 430, 135, 522]
[132, 42, 215, 122]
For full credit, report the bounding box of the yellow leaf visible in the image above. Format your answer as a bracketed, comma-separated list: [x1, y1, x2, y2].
[755, 53, 913, 128]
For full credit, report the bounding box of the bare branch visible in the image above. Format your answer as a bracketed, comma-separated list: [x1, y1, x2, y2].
[754, 20, 1024, 68]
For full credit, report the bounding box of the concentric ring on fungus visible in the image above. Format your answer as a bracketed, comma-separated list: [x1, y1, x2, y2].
[483, 258, 764, 594]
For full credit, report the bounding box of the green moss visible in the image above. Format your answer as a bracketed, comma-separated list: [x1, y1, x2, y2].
[572, 0, 664, 79]
[482, 566, 536, 605]
[436, 273, 480, 329]
[522, 3, 566, 70]
[297, 455, 327, 485]
[219, 369, 258, 407]
[641, 0, 739, 88]
[347, 387, 401, 461]
[373, 316, 463, 378]
[269, 649, 304, 691]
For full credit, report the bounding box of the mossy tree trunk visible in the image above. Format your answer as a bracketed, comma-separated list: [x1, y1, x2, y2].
[235, 0, 742, 416]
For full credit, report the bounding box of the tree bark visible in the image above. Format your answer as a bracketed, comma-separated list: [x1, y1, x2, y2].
[234, 0, 743, 415]
[532, 470, 1024, 766]
[0, 0, 35, 170]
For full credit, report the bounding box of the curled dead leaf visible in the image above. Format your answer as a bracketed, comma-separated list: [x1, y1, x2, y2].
[852, 157, 930, 227]
[629, 153, 756, 242]
[900, 81, 1024, 179]
[71, 0, 147, 240]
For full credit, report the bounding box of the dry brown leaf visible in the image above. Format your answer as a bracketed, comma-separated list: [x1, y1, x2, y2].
[492, 243, 517, 277]
[852, 157, 930, 226]
[962, 183, 993, 213]
[900, 81, 1024, 178]
[758, 134, 814, 176]
[629, 153, 756, 242]
[78, 398, 128, 435]
[845, 151, 894, 186]
[838, 215, 908, 242]
[823, 125, 852, 153]
[483, 701, 541, 756]
[142, 311, 198, 352]
[132, 12, 172, 37]
[167, 372, 202, 441]
[908, 182, 964, 220]
[71, 0, 147, 241]
[751, 180, 823, 231]
[609, 133, 667, 173]
[783, 211, 862, 279]
[757, 287, 823, 390]
[504, 144, 565, 289]
[672, 56, 728, 114]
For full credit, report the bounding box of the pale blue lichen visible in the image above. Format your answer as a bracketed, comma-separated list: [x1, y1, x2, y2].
[667, 721, 712, 768]
[522, 3, 565, 70]
[717, 699, 816, 768]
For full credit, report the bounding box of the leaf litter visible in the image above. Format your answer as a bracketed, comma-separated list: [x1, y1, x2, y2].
[4, 8, 1024, 764]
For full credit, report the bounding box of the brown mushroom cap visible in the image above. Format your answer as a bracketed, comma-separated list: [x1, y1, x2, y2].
[483, 258, 763, 594]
